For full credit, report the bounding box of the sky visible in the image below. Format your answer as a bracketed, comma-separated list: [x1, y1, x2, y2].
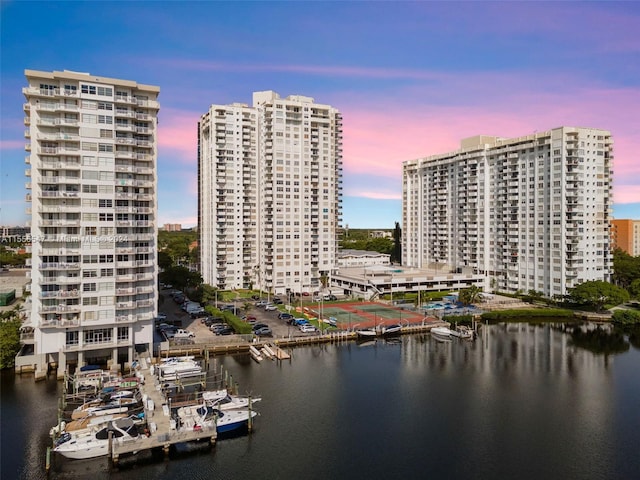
[1, 1, 639, 229]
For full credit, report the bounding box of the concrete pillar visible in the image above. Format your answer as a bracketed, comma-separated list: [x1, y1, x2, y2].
[77, 351, 84, 370]
[57, 350, 66, 380]
[34, 353, 47, 381]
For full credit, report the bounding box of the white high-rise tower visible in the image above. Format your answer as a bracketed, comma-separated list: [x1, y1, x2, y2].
[402, 127, 613, 298]
[23, 69, 159, 378]
[198, 91, 343, 296]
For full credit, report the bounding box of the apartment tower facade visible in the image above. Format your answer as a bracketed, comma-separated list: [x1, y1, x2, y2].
[198, 91, 342, 295]
[23, 70, 159, 378]
[402, 127, 613, 298]
[611, 219, 640, 256]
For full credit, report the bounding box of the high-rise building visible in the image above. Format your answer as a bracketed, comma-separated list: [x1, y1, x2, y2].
[611, 219, 640, 256]
[23, 69, 159, 378]
[198, 91, 342, 295]
[402, 127, 613, 298]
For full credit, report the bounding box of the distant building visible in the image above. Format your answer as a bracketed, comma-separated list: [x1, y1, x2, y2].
[338, 249, 390, 268]
[611, 219, 640, 256]
[198, 91, 343, 295]
[0, 226, 30, 240]
[403, 127, 613, 298]
[161, 223, 182, 232]
[369, 230, 392, 239]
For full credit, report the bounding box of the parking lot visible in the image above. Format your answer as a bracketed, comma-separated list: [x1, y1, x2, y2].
[157, 290, 329, 344]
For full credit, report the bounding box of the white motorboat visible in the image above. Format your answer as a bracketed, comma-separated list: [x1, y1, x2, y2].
[176, 403, 258, 434]
[202, 389, 262, 410]
[431, 326, 453, 337]
[156, 359, 202, 380]
[355, 328, 377, 338]
[71, 396, 140, 420]
[53, 417, 140, 460]
[380, 324, 402, 336]
[450, 325, 475, 340]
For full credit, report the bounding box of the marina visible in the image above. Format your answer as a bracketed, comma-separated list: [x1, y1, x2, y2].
[3, 320, 640, 480]
[48, 353, 259, 467]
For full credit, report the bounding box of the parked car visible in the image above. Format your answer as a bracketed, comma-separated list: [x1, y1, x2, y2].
[292, 318, 309, 326]
[168, 329, 195, 340]
[157, 323, 177, 333]
[265, 304, 277, 311]
[278, 312, 293, 320]
[255, 300, 269, 307]
[299, 324, 317, 333]
[254, 327, 273, 337]
[251, 295, 260, 300]
[246, 315, 257, 322]
[272, 298, 283, 304]
[216, 326, 234, 336]
[252, 323, 269, 332]
[324, 294, 338, 301]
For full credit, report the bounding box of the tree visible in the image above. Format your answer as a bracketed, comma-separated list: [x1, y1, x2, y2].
[158, 251, 173, 270]
[458, 285, 481, 306]
[612, 248, 640, 289]
[0, 308, 22, 369]
[392, 222, 402, 263]
[160, 266, 202, 292]
[569, 281, 629, 312]
[628, 279, 640, 299]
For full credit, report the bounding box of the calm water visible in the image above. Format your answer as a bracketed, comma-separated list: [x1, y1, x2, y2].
[2, 322, 639, 480]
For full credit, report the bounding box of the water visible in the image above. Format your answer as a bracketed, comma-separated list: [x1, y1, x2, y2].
[2, 322, 640, 480]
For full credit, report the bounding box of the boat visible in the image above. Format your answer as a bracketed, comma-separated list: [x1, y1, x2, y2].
[450, 325, 475, 340]
[70, 395, 141, 420]
[202, 389, 262, 410]
[355, 328, 377, 338]
[155, 359, 202, 380]
[176, 403, 258, 434]
[379, 324, 402, 336]
[431, 326, 453, 337]
[53, 417, 141, 460]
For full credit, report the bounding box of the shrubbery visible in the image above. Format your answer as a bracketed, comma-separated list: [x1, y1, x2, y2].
[482, 308, 574, 321]
[612, 309, 640, 325]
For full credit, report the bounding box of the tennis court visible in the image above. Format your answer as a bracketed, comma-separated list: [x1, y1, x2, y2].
[304, 301, 429, 329]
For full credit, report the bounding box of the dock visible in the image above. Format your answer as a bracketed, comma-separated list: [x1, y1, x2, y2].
[109, 353, 217, 462]
[159, 321, 452, 358]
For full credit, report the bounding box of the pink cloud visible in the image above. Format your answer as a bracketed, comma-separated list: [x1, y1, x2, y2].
[147, 58, 449, 81]
[613, 185, 640, 205]
[157, 108, 200, 164]
[338, 81, 640, 204]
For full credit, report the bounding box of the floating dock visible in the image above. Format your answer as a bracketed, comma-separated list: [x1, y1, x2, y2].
[110, 354, 218, 462]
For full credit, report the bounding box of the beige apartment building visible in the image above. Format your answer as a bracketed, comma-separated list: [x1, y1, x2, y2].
[403, 127, 613, 298]
[21, 70, 159, 378]
[198, 91, 342, 296]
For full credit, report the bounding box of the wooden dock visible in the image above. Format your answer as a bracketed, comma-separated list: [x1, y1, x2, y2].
[160, 322, 452, 358]
[109, 354, 217, 463]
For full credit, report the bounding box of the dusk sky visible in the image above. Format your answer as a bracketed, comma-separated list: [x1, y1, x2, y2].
[1, 1, 639, 228]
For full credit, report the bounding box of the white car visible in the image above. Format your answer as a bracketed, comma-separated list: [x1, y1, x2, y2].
[265, 304, 277, 311]
[299, 324, 317, 333]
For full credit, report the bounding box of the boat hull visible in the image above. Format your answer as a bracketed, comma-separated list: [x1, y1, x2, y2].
[431, 327, 452, 337]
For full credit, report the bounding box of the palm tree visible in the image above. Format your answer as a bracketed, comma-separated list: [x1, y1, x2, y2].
[458, 285, 481, 306]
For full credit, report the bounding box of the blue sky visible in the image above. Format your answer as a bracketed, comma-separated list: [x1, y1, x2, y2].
[1, 1, 639, 228]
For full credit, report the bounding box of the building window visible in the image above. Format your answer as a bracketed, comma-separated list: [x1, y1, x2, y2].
[117, 327, 128, 341]
[65, 331, 79, 346]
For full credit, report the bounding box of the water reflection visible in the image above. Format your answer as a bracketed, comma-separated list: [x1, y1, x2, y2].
[3, 321, 640, 480]
[569, 324, 630, 355]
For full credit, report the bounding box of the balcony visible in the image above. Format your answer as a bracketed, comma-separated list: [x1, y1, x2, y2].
[40, 318, 80, 328]
[40, 289, 79, 299]
[39, 304, 81, 314]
